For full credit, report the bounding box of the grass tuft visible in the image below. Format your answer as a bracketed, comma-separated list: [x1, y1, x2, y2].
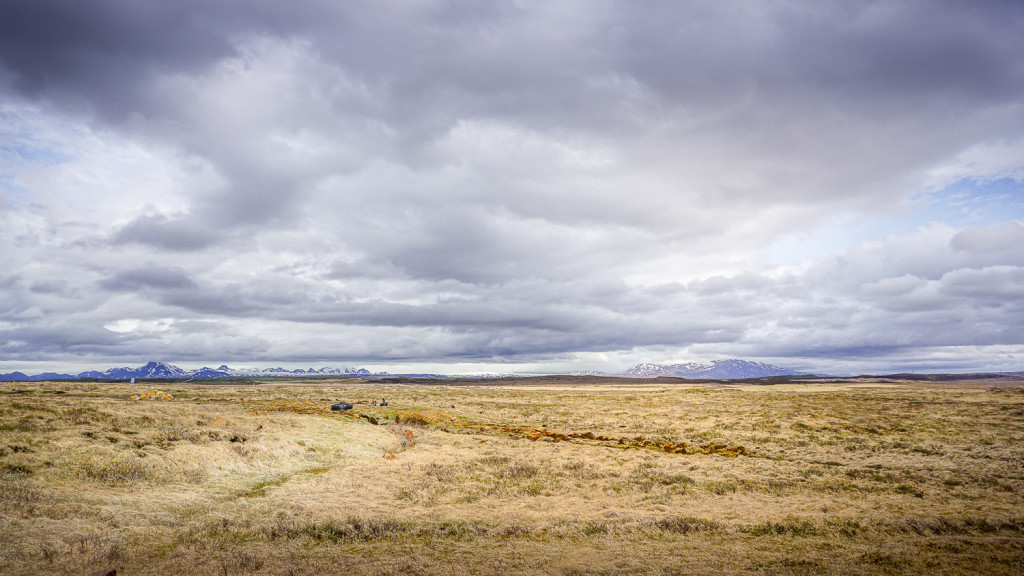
[78, 454, 152, 484]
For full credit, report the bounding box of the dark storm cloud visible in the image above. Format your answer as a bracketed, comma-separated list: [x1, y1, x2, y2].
[4, 1, 1016, 133]
[0, 0, 240, 113]
[2, 1, 1024, 372]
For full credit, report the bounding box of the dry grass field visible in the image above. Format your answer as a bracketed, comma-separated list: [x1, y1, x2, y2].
[1, 376, 1023, 575]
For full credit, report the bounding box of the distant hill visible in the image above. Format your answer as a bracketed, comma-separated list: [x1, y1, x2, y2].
[0, 371, 32, 382]
[0, 361, 382, 381]
[623, 359, 806, 379]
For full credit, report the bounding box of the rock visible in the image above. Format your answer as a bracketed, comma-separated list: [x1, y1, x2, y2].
[89, 569, 116, 576]
[331, 402, 353, 411]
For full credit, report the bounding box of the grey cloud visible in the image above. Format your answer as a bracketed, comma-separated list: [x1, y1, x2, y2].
[325, 259, 406, 281]
[113, 213, 221, 251]
[950, 221, 1024, 255]
[0, 276, 25, 319]
[6, 0, 1013, 246]
[1, 322, 125, 355]
[0, 0, 240, 115]
[28, 279, 80, 298]
[778, 3, 1024, 103]
[617, 2, 1024, 107]
[100, 265, 196, 291]
[61, 219, 1024, 366]
[159, 287, 263, 317]
[96, 273, 266, 317]
[6, 1, 1017, 140]
[3, 1, 1024, 373]
[87, 260, 746, 356]
[859, 275, 947, 313]
[941, 266, 1024, 301]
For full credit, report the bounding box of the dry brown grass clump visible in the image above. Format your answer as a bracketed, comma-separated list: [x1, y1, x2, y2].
[1, 378, 1022, 575]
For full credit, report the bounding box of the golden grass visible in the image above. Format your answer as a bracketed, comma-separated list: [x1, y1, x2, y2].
[1, 378, 1022, 575]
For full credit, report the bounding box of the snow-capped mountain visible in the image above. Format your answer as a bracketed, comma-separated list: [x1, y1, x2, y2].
[105, 361, 191, 379]
[623, 359, 805, 379]
[215, 365, 373, 377]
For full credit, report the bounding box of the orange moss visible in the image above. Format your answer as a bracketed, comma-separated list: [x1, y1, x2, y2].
[132, 390, 174, 401]
[383, 406, 758, 457]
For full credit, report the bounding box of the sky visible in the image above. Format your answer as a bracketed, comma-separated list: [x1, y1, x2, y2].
[1, 1, 1023, 376]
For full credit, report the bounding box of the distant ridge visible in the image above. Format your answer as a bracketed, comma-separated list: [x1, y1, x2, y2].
[0, 361, 384, 382]
[623, 359, 805, 379]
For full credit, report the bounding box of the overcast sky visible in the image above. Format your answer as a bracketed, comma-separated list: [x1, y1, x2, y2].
[2, 1, 1023, 375]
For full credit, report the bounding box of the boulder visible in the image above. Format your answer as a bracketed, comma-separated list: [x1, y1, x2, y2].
[330, 402, 353, 411]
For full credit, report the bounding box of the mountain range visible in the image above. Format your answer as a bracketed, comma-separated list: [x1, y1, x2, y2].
[0, 361, 381, 382]
[623, 359, 806, 379]
[0, 359, 806, 381]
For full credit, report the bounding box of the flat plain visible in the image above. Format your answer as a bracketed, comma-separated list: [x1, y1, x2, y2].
[1, 376, 1022, 575]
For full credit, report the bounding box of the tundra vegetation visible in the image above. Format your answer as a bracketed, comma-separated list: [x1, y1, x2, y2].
[1, 376, 1022, 575]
